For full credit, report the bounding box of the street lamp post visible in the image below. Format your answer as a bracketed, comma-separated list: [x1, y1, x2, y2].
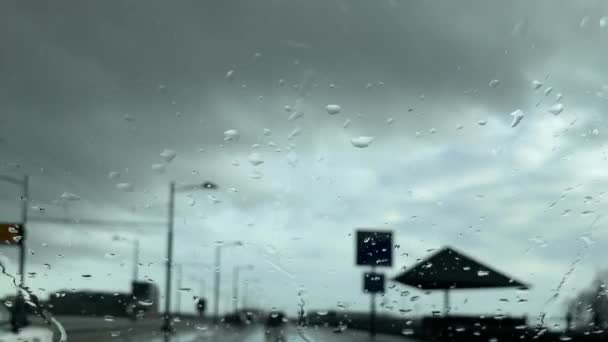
[176, 264, 183, 315]
[133, 239, 140, 281]
[232, 265, 254, 313]
[241, 277, 259, 310]
[162, 181, 217, 333]
[112, 235, 140, 283]
[0, 174, 29, 332]
[19, 176, 28, 293]
[242, 280, 249, 310]
[200, 279, 206, 302]
[213, 241, 242, 324]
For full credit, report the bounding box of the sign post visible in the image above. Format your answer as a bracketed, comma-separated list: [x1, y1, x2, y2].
[0, 223, 26, 332]
[356, 230, 393, 339]
[364, 271, 385, 337]
[0, 174, 29, 332]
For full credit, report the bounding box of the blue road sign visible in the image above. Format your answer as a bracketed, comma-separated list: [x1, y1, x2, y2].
[356, 230, 393, 267]
[364, 272, 385, 293]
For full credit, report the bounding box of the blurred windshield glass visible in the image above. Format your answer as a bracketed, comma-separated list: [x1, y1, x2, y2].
[1, 1, 608, 342]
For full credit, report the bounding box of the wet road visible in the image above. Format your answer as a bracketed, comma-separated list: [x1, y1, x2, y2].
[82, 325, 419, 342]
[29, 316, 422, 342]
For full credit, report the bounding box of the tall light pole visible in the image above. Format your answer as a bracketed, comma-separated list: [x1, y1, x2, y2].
[0, 174, 29, 332]
[133, 239, 140, 281]
[162, 181, 218, 333]
[242, 277, 259, 310]
[174, 262, 212, 315]
[200, 279, 206, 302]
[232, 265, 254, 313]
[175, 264, 183, 315]
[213, 241, 243, 324]
[112, 235, 140, 282]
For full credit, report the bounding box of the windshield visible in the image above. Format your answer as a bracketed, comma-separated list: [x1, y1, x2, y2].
[1, 1, 607, 342]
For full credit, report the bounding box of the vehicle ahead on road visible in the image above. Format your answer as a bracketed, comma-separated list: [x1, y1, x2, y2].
[0, 303, 53, 342]
[265, 311, 287, 342]
[222, 312, 246, 326]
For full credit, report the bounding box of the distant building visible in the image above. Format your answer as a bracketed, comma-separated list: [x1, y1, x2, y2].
[47, 291, 131, 317]
[37, 282, 159, 318]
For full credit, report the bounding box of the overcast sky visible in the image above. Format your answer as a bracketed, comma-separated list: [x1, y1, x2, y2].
[2, 0, 608, 325]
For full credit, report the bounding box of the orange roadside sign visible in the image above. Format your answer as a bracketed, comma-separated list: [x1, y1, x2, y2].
[0, 223, 23, 246]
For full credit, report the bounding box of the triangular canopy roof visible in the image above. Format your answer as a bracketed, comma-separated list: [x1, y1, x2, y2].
[393, 246, 529, 290]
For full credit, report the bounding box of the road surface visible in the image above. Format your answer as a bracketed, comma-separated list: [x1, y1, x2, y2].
[28, 316, 423, 342]
[54, 324, 419, 342]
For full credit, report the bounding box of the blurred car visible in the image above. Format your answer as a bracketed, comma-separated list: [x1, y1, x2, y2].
[265, 311, 286, 342]
[0, 303, 53, 342]
[222, 312, 245, 326]
[244, 311, 255, 324]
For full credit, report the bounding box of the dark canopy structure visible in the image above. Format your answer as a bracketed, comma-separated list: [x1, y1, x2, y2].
[393, 246, 529, 314]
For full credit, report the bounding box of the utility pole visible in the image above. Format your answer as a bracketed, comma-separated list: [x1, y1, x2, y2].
[0, 174, 30, 332]
[133, 239, 140, 282]
[162, 181, 218, 333]
[370, 266, 376, 339]
[19, 175, 28, 291]
[213, 245, 221, 324]
[176, 264, 183, 315]
[200, 279, 206, 301]
[232, 267, 239, 313]
[242, 281, 248, 309]
[161, 182, 175, 333]
[212, 242, 242, 324]
[232, 265, 254, 313]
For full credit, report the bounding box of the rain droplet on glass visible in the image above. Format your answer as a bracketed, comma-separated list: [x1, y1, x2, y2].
[488, 79, 500, 88]
[287, 127, 302, 140]
[160, 149, 177, 163]
[325, 104, 341, 115]
[151, 163, 166, 173]
[116, 183, 133, 192]
[548, 103, 564, 115]
[61, 192, 81, 202]
[248, 153, 264, 166]
[350, 136, 374, 148]
[510, 109, 525, 128]
[288, 111, 304, 121]
[224, 129, 240, 141]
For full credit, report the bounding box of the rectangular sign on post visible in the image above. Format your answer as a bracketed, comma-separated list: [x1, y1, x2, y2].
[364, 272, 385, 293]
[356, 230, 393, 267]
[0, 223, 23, 246]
